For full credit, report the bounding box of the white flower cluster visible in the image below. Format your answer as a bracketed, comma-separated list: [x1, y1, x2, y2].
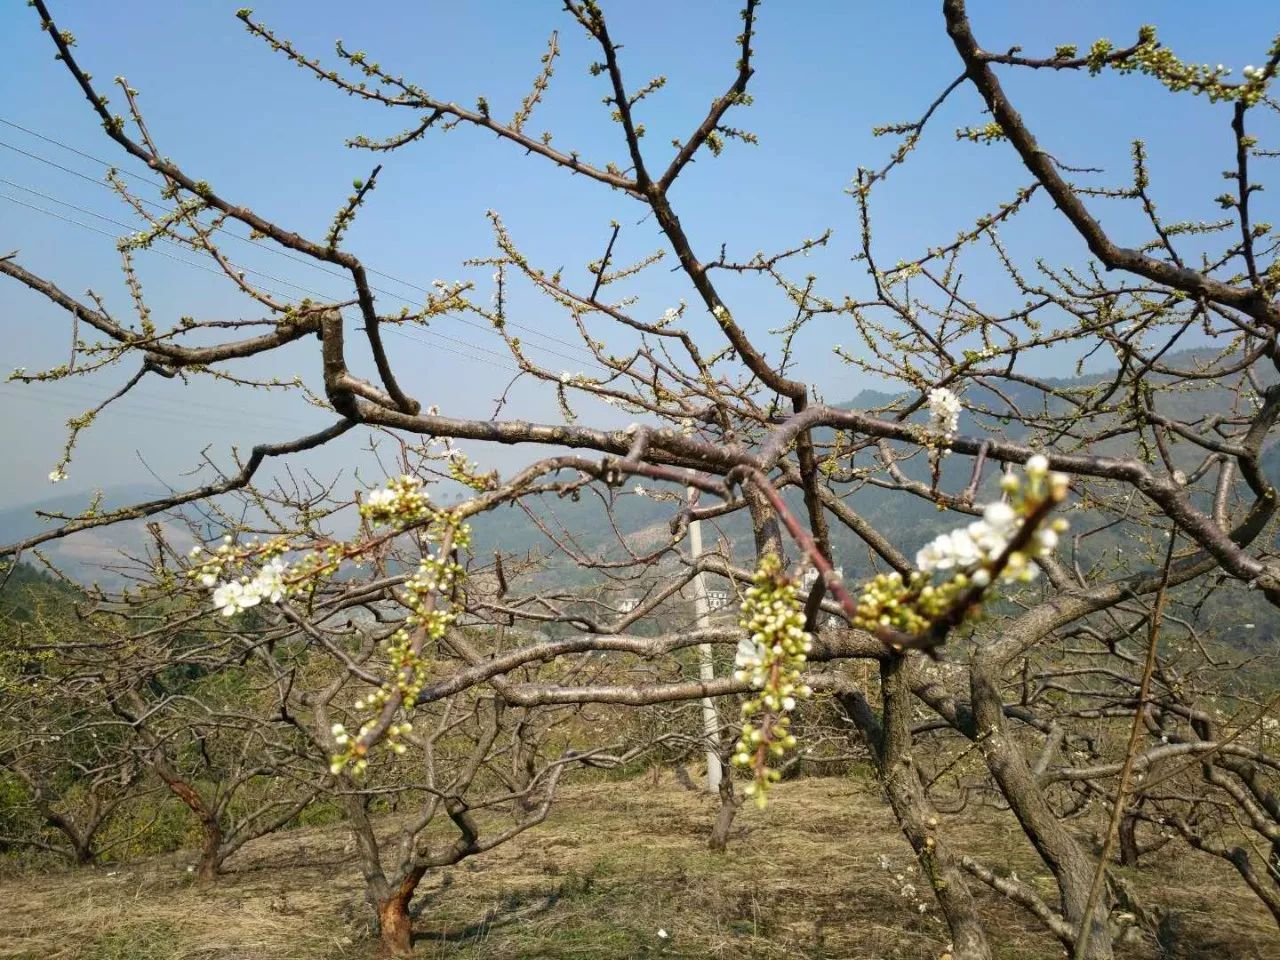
[48, 468, 67, 483]
[915, 455, 1066, 583]
[927, 387, 961, 435]
[1243, 65, 1267, 81]
[365, 489, 396, 511]
[329, 719, 413, 775]
[210, 557, 288, 617]
[916, 501, 1016, 580]
[362, 475, 432, 525]
[731, 620, 812, 703]
[731, 556, 815, 806]
[405, 552, 459, 598]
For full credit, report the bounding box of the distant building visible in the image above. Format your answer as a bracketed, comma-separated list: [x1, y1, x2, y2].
[617, 597, 640, 613]
[799, 565, 843, 591]
[706, 589, 731, 611]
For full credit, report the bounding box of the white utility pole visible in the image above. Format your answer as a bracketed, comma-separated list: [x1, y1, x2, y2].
[689, 486, 723, 792]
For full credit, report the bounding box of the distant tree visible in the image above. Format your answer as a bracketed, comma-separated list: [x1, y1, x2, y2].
[0, 687, 147, 866]
[0, 578, 149, 865]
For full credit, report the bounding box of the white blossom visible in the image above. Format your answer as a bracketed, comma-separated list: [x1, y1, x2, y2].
[209, 559, 289, 615]
[212, 580, 253, 616]
[927, 387, 961, 434]
[1033, 527, 1059, 552]
[251, 558, 287, 603]
[915, 466, 1065, 578]
[915, 528, 982, 572]
[982, 500, 1016, 532]
[48, 468, 67, 483]
[366, 489, 395, 509]
[734, 635, 765, 675]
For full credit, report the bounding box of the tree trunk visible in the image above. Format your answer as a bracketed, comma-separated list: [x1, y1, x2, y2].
[708, 775, 740, 852]
[375, 869, 425, 957]
[743, 483, 784, 560]
[150, 756, 226, 883]
[673, 762, 698, 792]
[1117, 813, 1140, 867]
[512, 728, 539, 813]
[843, 655, 994, 960]
[195, 822, 224, 883]
[72, 837, 95, 866]
[970, 657, 1113, 959]
[376, 894, 414, 958]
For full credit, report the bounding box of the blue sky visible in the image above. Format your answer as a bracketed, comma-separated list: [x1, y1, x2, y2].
[1, 1, 1277, 511]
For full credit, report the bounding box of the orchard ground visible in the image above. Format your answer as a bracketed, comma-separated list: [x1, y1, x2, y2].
[1, 775, 1275, 960]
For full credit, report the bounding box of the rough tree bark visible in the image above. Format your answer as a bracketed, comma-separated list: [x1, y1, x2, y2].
[969, 655, 1113, 959]
[841, 655, 994, 960]
[708, 769, 741, 853]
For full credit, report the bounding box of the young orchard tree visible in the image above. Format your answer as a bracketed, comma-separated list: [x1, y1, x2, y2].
[74, 608, 324, 882]
[325, 694, 577, 956]
[0, 567, 155, 866]
[3, 2, 1280, 959]
[0, 669, 148, 866]
[91, 473, 677, 956]
[1018, 570, 1280, 928]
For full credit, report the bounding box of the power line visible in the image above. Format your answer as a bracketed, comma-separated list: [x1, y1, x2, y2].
[0, 117, 159, 188]
[386, 326, 521, 373]
[0, 386, 311, 434]
[0, 119, 609, 368]
[0, 137, 368, 296]
[1, 380, 317, 431]
[0, 191, 305, 301]
[2, 177, 337, 299]
[0, 160, 606, 372]
[1, 191, 525, 378]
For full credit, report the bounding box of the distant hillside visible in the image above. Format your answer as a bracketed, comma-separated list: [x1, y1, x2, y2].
[0, 484, 186, 587]
[4, 348, 1275, 651]
[0, 484, 166, 542]
[0, 561, 80, 624]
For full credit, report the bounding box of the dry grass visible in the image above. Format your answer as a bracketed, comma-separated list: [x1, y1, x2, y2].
[1, 776, 1276, 959]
